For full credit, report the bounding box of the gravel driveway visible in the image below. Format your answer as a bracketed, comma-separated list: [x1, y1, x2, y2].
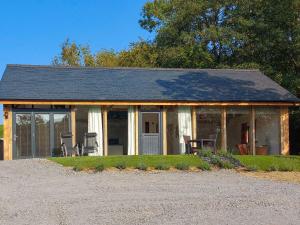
[0, 159, 299, 225]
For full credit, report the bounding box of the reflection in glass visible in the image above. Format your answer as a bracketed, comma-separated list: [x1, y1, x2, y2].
[142, 113, 159, 133]
[167, 107, 179, 154]
[53, 114, 70, 155]
[226, 107, 250, 153]
[255, 107, 280, 154]
[15, 114, 32, 158]
[196, 107, 221, 150]
[35, 114, 50, 157]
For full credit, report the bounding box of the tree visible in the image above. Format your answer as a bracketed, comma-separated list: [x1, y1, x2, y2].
[139, 0, 242, 66]
[95, 50, 119, 67]
[118, 41, 158, 67]
[139, 0, 300, 94]
[53, 0, 300, 94]
[53, 39, 81, 66]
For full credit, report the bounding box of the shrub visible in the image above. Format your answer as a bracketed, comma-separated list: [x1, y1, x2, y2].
[267, 164, 278, 172]
[245, 165, 258, 172]
[95, 164, 105, 172]
[115, 161, 126, 170]
[197, 162, 211, 171]
[218, 150, 234, 159]
[136, 163, 148, 171]
[278, 164, 294, 172]
[73, 165, 82, 172]
[155, 163, 170, 170]
[220, 161, 234, 169]
[175, 162, 189, 170]
[210, 155, 222, 166]
[198, 149, 213, 158]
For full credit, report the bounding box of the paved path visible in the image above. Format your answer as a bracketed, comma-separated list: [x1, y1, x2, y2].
[0, 159, 299, 225]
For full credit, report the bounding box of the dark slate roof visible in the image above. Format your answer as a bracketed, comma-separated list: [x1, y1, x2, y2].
[0, 64, 298, 102]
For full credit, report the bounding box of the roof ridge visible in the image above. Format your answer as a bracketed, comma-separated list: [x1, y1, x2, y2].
[6, 64, 261, 72]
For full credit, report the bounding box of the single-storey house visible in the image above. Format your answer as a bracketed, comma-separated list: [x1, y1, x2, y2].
[0, 64, 299, 160]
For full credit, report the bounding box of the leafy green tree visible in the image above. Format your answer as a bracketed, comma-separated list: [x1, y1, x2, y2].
[81, 46, 96, 67]
[53, 39, 81, 66]
[232, 0, 300, 93]
[118, 41, 158, 67]
[53, 0, 300, 95]
[139, 0, 241, 66]
[95, 50, 119, 67]
[139, 0, 300, 94]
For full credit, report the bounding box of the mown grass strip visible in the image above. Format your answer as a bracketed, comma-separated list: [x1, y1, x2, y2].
[49, 155, 206, 171]
[234, 155, 300, 171]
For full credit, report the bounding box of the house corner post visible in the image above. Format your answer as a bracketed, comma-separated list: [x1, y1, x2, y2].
[3, 105, 12, 160]
[71, 107, 76, 147]
[162, 106, 167, 155]
[249, 106, 256, 156]
[280, 107, 289, 155]
[191, 107, 197, 147]
[102, 106, 108, 156]
[134, 106, 139, 155]
[221, 107, 227, 151]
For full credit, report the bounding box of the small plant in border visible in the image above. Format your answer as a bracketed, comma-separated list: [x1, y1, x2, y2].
[267, 164, 278, 172]
[115, 161, 126, 170]
[245, 165, 258, 172]
[136, 163, 148, 171]
[198, 148, 213, 158]
[210, 155, 222, 166]
[217, 150, 232, 158]
[175, 162, 189, 170]
[73, 165, 82, 172]
[220, 161, 234, 169]
[278, 164, 294, 172]
[197, 162, 211, 171]
[155, 163, 170, 170]
[95, 164, 105, 172]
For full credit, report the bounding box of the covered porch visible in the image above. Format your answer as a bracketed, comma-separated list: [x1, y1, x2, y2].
[2, 102, 290, 160]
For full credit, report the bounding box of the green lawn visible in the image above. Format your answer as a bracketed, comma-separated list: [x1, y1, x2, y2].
[50, 155, 207, 170]
[0, 125, 3, 138]
[234, 155, 300, 171]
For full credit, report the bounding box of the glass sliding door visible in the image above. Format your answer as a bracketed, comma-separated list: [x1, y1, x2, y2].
[53, 113, 70, 156]
[226, 107, 250, 154]
[35, 114, 50, 157]
[255, 107, 280, 155]
[196, 107, 222, 150]
[15, 113, 32, 159]
[13, 110, 71, 159]
[167, 107, 179, 154]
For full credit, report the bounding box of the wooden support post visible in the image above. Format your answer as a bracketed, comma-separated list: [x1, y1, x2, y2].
[191, 107, 197, 147]
[280, 107, 289, 155]
[249, 107, 256, 155]
[162, 107, 167, 155]
[221, 107, 227, 151]
[71, 107, 76, 147]
[3, 105, 12, 160]
[102, 107, 108, 156]
[134, 106, 139, 155]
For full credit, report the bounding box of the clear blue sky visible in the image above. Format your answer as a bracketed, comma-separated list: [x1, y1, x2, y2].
[0, 0, 153, 124]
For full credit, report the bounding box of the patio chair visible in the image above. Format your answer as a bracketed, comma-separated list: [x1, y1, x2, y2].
[82, 132, 99, 155]
[198, 128, 220, 154]
[183, 135, 201, 155]
[236, 144, 249, 155]
[60, 133, 79, 157]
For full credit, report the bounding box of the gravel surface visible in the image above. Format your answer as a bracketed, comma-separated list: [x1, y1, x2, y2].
[0, 159, 299, 225]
